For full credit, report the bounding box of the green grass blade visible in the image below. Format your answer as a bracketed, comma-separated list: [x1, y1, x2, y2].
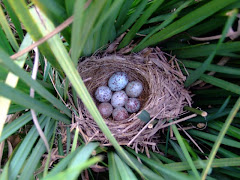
[117, 0, 148, 36]
[208, 122, 240, 140]
[188, 130, 240, 148]
[115, 0, 134, 29]
[0, 49, 71, 118]
[9, 115, 48, 180]
[181, 60, 240, 76]
[171, 123, 200, 179]
[114, 153, 138, 180]
[70, 0, 85, 65]
[2, 0, 24, 41]
[133, 0, 238, 51]
[118, 0, 164, 49]
[0, 34, 32, 137]
[134, 0, 193, 52]
[186, 69, 240, 95]
[8, 0, 63, 74]
[46, 145, 83, 177]
[74, 0, 107, 60]
[201, 97, 240, 179]
[19, 119, 55, 180]
[184, 9, 238, 87]
[0, 26, 14, 54]
[0, 82, 70, 123]
[170, 140, 187, 162]
[0, 4, 19, 51]
[43, 156, 102, 180]
[108, 152, 121, 180]
[0, 112, 32, 142]
[42, 10, 145, 178]
[165, 157, 240, 172]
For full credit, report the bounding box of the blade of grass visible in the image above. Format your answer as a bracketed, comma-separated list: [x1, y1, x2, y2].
[0, 34, 32, 137]
[134, 0, 193, 52]
[40, 8, 144, 178]
[117, 0, 148, 36]
[114, 153, 138, 180]
[201, 97, 240, 179]
[0, 26, 14, 54]
[0, 4, 19, 51]
[0, 82, 70, 123]
[118, 0, 164, 49]
[19, 119, 55, 180]
[171, 123, 200, 179]
[0, 112, 32, 142]
[43, 156, 102, 180]
[133, 0, 238, 52]
[8, 0, 63, 73]
[184, 9, 238, 87]
[181, 60, 240, 76]
[0, 49, 71, 118]
[108, 152, 121, 180]
[2, 0, 24, 41]
[9, 115, 48, 180]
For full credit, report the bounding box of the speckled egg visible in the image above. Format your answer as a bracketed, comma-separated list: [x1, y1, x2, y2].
[125, 98, 141, 113]
[108, 72, 128, 91]
[111, 90, 128, 108]
[98, 103, 113, 118]
[125, 81, 143, 98]
[95, 86, 112, 102]
[112, 107, 129, 121]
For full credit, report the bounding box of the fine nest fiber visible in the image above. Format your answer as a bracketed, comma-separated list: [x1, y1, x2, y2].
[71, 48, 192, 148]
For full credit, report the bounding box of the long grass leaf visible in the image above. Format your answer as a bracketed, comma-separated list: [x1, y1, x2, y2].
[0, 34, 32, 137]
[118, 0, 164, 49]
[0, 26, 14, 54]
[0, 49, 71, 117]
[108, 152, 121, 180]
[133, 0, 238, 51]
[134, 0, 193, 52]
[8, 0, 63, 73]
[0, 5, 19, 51]
[0, 82, 70, 123]
[0, 112, 32, 142]
[19, 119, 55, 180]
[171, 123, 200, 179]
[114, 153, 138, 180]
[184, 9, 238, 87]
[9, 115, 48, 180]
[201, 97, 240, 179]
[2, 0, 24, 41]
[41, 9, 144, 178]
[117, 0, 148, 36]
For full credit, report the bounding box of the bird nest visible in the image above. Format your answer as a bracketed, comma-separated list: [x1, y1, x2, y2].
[69, 48, 191, 148]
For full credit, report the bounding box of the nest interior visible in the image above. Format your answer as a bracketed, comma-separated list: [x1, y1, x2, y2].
[70, 48, 192, 148]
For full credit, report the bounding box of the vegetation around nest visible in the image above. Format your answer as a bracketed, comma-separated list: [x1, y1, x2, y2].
[0, 0, 240, 180]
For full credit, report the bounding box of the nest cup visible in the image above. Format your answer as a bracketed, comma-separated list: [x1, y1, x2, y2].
[73, 49, 191, 147]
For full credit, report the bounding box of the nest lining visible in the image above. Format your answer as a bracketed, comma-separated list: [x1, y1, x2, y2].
[71, 48, 191, 147]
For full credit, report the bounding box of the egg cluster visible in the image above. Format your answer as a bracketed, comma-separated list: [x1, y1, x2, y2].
[95, 72, 143, 121]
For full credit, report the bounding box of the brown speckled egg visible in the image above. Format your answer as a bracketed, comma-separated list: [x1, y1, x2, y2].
[95, 86, 112, 102]
[125, 81, 143, 98]
[98, 103, 113, 118]
[108, 72, 128, 91]
[111, 90, 128, 108]
[112, 107, 129, 121]
[125, 98, 140, 113]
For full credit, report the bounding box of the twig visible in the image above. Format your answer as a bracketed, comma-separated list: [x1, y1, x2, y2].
[30, 47, 50, 153]
[10, 16, 74, 60]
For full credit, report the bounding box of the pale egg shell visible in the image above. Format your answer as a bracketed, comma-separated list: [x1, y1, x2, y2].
[98, 103, 113, 118]
[112, 107, 129, 121]
[111, 90, 128, 108]
[125, 81, 143, 98]
[95, 86, 112, 102]
[108, 72, 128, 91]
[125, 98, 140, 113]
